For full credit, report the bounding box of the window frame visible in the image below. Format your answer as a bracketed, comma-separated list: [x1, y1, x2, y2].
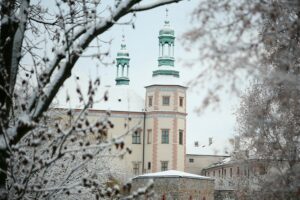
[179, 97, 184, 107]
[148, 96, 153, 107]
[133, 162, 140, 175]
[162, 96, 170, 106]
[161, 129, 169, 144]
[189, 158, 194, 163]
[147, 129, 152, 144]
[148, 162, 151, 170]
[179, 129, 183, 145]
[161, 161, 168, 171]
[132, 130, 141, 144]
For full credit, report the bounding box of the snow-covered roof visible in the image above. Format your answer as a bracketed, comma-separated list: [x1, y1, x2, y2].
[92, 85, 144, 112]
[146, 75, 186, 87]
[134, 170, 213, 180]
[204, 157, 234, 169]
[187, 137, 233, 156]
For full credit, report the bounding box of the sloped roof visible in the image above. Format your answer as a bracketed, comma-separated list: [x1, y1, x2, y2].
[134, 170, 213, 180]
[147, 75, 186, 87]
[92, 85, 144, 112]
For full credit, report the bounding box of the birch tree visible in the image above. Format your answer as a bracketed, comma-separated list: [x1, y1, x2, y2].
[0, 0, 183, 199]
[184, 0, 300, 198]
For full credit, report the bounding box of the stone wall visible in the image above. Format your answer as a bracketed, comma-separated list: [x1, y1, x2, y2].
[132, 177, 214, 200]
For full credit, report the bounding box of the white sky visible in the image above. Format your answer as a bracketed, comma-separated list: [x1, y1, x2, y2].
[55, 1, 241, 155]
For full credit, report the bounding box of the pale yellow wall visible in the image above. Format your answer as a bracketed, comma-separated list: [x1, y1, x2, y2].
[145, 85, 187, 173]
[176, 117, 185, 171]
[60, 110, 146, 179]
[57, 83, 187, 179]
[144, 117, 154, 173]
[145, 86, 187, 113]
[155, 117, 173, 170]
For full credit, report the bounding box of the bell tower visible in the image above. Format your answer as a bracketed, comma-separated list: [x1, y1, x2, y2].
[144, 10, 187, 173]
[153, 9, 179, 78]
[115, 35, 130, 85]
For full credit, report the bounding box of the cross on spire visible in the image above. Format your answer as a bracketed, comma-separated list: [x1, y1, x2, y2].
[122, 28, 125, 42]
[121, 31, 126, 50]
[166, 8, 168, 19]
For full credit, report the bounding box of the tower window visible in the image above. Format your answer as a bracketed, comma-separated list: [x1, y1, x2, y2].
[161, 129, 169, 144]
[179, 130, 183, 145]
[132, 130, 141, 144]
[161, 161, 168, 171]
[162, 96, 170, 106]
[147, 129, 152, 144]
[230, 168, 233, 177]
[148, 96, 153, 107]
[189, 158, 194, 163]
[148, 162, 151, 170]
[179, 97, 184, 107]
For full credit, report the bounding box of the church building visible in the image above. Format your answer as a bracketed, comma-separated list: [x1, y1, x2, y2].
[61, 15, 188, 179]
[103, 15, 186, 176]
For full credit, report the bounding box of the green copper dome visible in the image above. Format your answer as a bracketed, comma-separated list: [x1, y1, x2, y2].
[159, 20, 175, 36]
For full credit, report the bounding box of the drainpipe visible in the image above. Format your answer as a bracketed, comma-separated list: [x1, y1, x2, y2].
[142, 109, 146, 173]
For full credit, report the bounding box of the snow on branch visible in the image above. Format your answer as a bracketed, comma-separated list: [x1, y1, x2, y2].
[128, 0, 183, 13]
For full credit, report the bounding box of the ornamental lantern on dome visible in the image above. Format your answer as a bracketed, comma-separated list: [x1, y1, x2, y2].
[153, 9, 179, 78]
[115, 35, 130, 85]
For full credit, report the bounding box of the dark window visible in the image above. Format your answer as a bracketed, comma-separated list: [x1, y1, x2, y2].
[161, 129, 169, 144]
[179, 130, 183, 145]
[147, 129, 152, 144]
[189, 158, 194, 163]
[132, 131, 141, 144]
[161, 161, 168, 171]
[148, 162, 151, 170]
[224, 169, 226, 177]
[133, 163, 140, 175]
[219, 170, 221, 177]
[179, 97, 184, 107]
[259, 165, 266, 175]
[230, 168, 232, 177]
[162, 96, 170, 106]
[237, 167, 240, 176]
[148, 96, 153, 107]
[213, 171, 215, 177]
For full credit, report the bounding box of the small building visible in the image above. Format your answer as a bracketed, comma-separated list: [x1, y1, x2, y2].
[186, 154, 230, 175]
[132, 170, 214, 200]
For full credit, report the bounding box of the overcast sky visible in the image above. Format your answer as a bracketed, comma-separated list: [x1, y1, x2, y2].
[55, 1, 241, 155]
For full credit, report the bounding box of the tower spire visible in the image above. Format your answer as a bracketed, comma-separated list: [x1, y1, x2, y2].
[152, 10, 179, 78]
[115, 34, 130, 85]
